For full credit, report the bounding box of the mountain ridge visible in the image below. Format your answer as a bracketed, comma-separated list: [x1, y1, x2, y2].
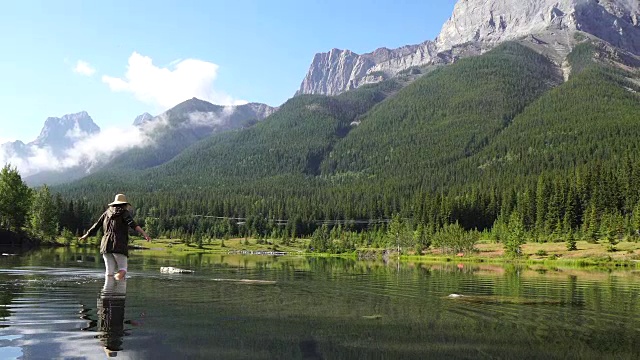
[297, 0, 640, 96]
[55, 41, 640, 230]
[0, 99, 275, 185]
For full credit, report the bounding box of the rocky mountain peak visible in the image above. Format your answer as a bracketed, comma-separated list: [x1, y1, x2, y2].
[297, 0, 640, 96]
[242, 102, 278, 119]
[31, 111, 100, 154]
[435, 0, 640, 54]
[133, 112, 154, 126]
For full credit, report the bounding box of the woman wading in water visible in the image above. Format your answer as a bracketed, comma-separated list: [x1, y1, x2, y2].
[80, 194, 151, 280]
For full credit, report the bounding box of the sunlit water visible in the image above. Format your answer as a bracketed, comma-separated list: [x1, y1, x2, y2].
[1, 247, 640, 359]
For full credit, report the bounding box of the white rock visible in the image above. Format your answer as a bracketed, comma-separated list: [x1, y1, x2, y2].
[160, 266, 193, 274]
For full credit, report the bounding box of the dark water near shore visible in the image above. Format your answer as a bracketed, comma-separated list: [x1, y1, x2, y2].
[1, 248, 640, 359]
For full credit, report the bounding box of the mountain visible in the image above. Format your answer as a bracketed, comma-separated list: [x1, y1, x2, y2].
[29, 111, 100, 156]
[0, 111, 100, 178]
[296, 43, 446, 96]
[57, 39, 640, 233]
[133, 112, 154, 126]
[1, 100, 275, 186]
[298, 0, 640, 96]
[50, 0, 640, 242]
[0, 140, 29, 159]
[103, 98, 276, 171]
[324, 43, 562, 184]
[59, 78, 401, 203]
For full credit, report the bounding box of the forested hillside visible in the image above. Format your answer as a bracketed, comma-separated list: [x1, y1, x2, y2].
[323, 42, 562, 186]
[106, 98, 273, 172]
[46, 41, 640, 253]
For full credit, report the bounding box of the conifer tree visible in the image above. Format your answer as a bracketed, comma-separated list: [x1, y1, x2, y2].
[504, 212, 526, 257]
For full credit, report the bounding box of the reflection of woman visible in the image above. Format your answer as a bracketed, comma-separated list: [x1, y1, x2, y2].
[80, 194, 151, 280]
[97, 276, 127, 356]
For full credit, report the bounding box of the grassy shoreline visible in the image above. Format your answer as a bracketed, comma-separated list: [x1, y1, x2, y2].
[43, 236, 640, 269]
[121, 237, 640, 268]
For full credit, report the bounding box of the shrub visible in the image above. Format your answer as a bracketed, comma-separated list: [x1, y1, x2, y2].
[432, 222, 479, 254]
[61, 228, 74, 247]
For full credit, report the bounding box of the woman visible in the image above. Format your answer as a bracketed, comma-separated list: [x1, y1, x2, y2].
[80, 194, 151, 280]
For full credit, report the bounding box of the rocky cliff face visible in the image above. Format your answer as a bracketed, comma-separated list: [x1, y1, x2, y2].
[296, 42, 443, 96]
[133, 112, 154, 126]
[298, 0, 640, 96]
[436, 0, 640, 53]
[242, 102, 278, 120]
[30, 111, 100, 156]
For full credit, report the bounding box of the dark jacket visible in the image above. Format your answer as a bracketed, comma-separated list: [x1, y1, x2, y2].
[86, 205, 138, 256]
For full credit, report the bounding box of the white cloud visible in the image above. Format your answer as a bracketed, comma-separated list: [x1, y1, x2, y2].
[0, 146, 60, 176]
[103, 52, 247, 109]
[0, 122, 157, 177]
[65, 122, 91, 140]
[73, 60, 96, 76]
[187, 106, 235, 127]
[60, 124, 153, 169]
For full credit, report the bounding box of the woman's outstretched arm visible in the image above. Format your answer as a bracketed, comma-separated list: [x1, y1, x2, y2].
[135, 226, 151, 241]
[79, 212, 106, 241]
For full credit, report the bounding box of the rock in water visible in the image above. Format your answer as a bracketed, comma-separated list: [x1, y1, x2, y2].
[160, 266, 193, 274]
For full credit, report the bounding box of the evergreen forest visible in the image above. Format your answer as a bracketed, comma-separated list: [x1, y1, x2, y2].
[3, 41, 640, 256]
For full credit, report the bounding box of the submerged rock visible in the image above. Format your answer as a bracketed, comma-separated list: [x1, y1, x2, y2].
[362, 314, 383, 319]
[211, 278, 276, 285]
[447, 293, 563, 305]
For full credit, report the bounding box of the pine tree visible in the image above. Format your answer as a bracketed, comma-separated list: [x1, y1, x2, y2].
[504, 212, 526, 257]
[413, 223, 430, 253]
[388, 214, 404, 254]
[535, 175, 548, 235]
[583, 202, 599, 243]
[563, 185, 579, 232]
[632, 201, 640, 241]
[566, 229, 577, 251]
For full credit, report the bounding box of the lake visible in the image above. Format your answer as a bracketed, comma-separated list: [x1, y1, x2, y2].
[1, 247, 640, 359]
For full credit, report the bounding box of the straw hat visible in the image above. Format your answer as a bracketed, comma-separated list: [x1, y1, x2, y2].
[108, 194, 130, 206]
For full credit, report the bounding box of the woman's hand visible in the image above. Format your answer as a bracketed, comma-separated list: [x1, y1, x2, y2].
[78, 235, 88, 242]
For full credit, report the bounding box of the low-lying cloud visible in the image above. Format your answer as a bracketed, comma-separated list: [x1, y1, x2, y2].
[102, 52, 247, 109]
[64, 122, 93, 140]
[0, 121, 158, 178]
[187, 106, 235, 127]
[0, 104, 241, 179]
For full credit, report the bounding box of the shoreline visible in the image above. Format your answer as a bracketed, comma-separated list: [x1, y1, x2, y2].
[10, 236, 640, 270]
[126, 238, 640, 270]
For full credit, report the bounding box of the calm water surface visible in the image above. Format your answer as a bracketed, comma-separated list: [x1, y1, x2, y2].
[1, 247, 640, 359]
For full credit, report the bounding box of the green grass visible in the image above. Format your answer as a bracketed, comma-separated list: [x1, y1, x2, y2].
[129, 237, 311, 255]
[50, 234, 640, 270]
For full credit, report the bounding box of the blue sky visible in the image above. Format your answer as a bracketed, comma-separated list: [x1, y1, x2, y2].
[0, 0, 457, 143]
